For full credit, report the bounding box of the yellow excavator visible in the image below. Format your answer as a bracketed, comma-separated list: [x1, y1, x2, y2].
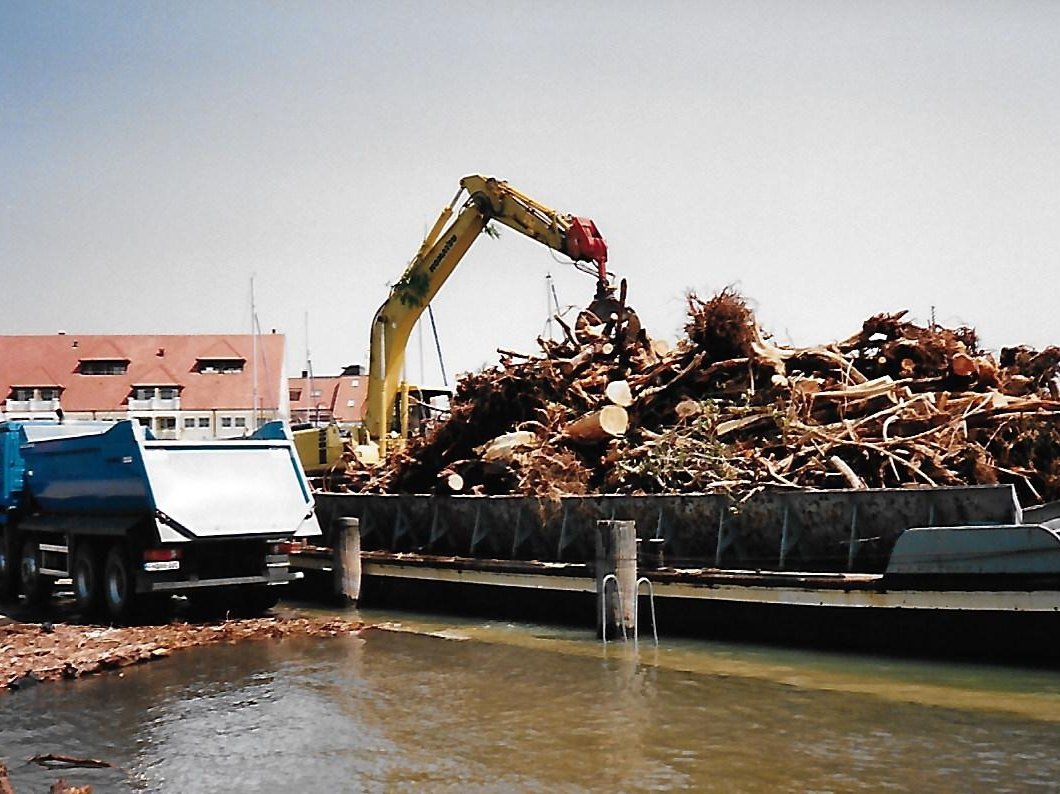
[297, 174, 620, 473]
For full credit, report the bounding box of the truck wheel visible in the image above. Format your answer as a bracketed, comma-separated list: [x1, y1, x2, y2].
[103, 545, 137, 622]
[19, 537, 53, 606]
[73, 544, 104, 615]
[0, 532, 20, 600]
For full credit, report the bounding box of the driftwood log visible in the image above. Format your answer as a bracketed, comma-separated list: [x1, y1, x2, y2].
[564, 406, 629, 444]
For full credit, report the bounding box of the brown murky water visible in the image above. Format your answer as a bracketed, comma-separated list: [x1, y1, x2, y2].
[2, 606, 1059, 792]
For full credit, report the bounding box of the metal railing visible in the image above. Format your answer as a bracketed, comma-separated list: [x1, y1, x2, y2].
[600, 573, 658, 647]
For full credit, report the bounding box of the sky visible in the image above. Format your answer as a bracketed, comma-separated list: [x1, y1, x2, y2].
[3, 1, 1059, 388]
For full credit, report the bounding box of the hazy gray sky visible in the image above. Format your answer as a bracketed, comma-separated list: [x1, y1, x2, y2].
[3, 1, 1059, 386]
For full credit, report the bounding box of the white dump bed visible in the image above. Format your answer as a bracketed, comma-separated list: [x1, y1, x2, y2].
[142, 440, 321, 543]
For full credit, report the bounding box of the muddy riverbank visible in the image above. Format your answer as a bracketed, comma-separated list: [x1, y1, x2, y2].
[1, 610, 365, 692]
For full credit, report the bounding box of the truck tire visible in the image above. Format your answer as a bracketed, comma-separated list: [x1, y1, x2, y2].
[73, 544, 104, 615]
[103, 544, 137, 622]
[0, 532, 19, 600]
[19, 537, 53, 606]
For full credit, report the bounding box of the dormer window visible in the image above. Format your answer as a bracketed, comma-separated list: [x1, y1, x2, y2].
[79, 359, 128, 375]
[196, 357, 245, 374]
[9, 386, 61, 401]
[132, 385, 180, 401]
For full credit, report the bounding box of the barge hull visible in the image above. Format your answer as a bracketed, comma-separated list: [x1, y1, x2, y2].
[303, 486, 1060, 660]
[351, 553, 1060, 661]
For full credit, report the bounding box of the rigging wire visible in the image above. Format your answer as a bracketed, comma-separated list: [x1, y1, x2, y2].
[541, 273, 584, 338]
[427, 304, 448, 388]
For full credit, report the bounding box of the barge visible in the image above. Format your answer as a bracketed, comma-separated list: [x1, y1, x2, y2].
[298, 485, 1060, 660]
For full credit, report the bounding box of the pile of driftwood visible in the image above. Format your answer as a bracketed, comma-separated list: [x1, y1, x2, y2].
[1, 616, 365, 692]
[345, 286, 1060, 505]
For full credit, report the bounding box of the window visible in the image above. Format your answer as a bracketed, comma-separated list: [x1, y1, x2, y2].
[133, 387, 154, 401]
[233, 417, 247, 428]
[79, 359, 128, 375]
[157, 417, 176, 431]
[159, 388, 178, 400]
[310, 389, 322, 399]
[9, 388, 61, 401]
[289, 389, 302, 401]
[183, 417, 196, 428]
[196, 358, 245, 374]
[198, 417, 210, 428]
[135, 417, 151, 427]
[221, 417, 233, 428]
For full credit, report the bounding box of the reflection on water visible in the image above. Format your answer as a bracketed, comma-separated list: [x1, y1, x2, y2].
[2, 607, 1060, 792]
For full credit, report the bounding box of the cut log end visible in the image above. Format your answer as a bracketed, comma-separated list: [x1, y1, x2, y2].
[439, 470, 465, 492]
[605, 379, 633, 407]
[564, 405, 629, 443]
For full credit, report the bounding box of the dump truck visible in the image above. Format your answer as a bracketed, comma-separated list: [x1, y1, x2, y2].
[0, 418, 320, 619]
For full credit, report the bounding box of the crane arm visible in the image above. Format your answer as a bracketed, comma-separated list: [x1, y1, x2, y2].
[458, 175, 609, 284]
[363, 175, 611, 453]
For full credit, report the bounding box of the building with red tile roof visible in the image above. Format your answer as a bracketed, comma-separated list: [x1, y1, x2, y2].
[288, 365, 367, 425]
[0, 333, 288, 439]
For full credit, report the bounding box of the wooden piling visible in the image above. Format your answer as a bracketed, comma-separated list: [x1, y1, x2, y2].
[595, 519, 637, 639]
[333, 517, 361, 606]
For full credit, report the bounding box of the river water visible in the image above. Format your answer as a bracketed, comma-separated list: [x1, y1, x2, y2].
[2, 606, 1060, 792]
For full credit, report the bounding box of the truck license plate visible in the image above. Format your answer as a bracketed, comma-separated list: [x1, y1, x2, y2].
[143, 560, 181, 572]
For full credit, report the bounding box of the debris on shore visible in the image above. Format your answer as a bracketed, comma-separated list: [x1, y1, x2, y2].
[1, 755, 107, 793]
[1, 615, 364, 692]
[49, 781, 91, 794]
[343, 287, 1060, 505]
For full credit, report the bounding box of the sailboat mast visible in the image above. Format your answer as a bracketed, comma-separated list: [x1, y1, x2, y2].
[251, 276, 259, 430]
[305, 311, 316, 424]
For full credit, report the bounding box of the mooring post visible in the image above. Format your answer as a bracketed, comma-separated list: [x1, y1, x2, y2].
[333, 517, 361, 606]
[595, 519, 637, 639]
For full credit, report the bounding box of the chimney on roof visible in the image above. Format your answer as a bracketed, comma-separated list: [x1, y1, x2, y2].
[301, 369, 308, 378]
[58, 330, 66, 336]
[157, 348, 165, 357]
[271, 328, 277, 334]
[72, 340, 78, 348]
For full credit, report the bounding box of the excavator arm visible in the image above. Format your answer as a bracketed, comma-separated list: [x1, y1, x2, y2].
[458, 175, 609, 285]
[363, 175, 613, 456]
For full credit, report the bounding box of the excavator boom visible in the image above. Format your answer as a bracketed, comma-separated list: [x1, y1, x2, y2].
[458, 175, 608, 282]
[363, 175, 614, 456]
